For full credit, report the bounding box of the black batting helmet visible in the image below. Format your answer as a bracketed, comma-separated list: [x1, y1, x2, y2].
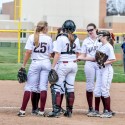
[62, 20, 76, 33]
[97, 30, 110, 37]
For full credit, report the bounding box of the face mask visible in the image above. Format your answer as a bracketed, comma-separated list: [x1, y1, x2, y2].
[98, 39, 101, 42]
[97, 35, 103, 42]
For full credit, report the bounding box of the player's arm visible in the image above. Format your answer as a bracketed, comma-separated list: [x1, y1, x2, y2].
[51, 52, 60, 69]
[52, 37, 62, 68]
[77, 53, 95, 61]
[22, 50, 32, 68]
[75, 38, 81, 58]
[104, 59, 116, 65]
[76, 52, 81, 58]
[50, 53, 55, 58]
[104, 47, 116, 65]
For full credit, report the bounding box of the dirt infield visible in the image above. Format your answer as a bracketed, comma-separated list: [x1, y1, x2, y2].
[0, 80, 125, 125]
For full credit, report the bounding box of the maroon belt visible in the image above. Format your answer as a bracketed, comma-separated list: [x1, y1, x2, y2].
[62, 60, 77, 63]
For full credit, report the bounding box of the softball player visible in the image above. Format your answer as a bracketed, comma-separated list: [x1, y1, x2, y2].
[88, 30, 116, 118]
[53, 28, 65, 110]
[78, 23, 102, 115]
[48, 28, 66, 116]
[17, 21, 53, 117]
[48, 20, 81, 118]
[121, 38, 125, 73]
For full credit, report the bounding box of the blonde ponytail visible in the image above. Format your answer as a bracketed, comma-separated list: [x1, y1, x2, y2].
[34, 21, 48, 47]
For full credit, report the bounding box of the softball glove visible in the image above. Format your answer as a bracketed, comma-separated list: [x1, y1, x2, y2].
[95, 51, 108, 68]
[17, 67, 27, 83]
[48, 69, 59, 85]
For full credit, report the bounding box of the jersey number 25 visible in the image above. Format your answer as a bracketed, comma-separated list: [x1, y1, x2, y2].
[33, 42, 47, 53]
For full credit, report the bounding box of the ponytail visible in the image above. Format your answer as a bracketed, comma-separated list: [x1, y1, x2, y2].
[34, 21, 48, 47]
[108, 33, 115, 47]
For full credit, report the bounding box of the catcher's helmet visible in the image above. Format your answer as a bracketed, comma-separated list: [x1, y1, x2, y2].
[97, 30, 110, 37]
[62, 20, 76, 33]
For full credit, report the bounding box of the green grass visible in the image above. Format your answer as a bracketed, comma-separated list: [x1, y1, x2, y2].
[0, 42, 25, 63]
[0, 42, 125, 82]
[0, 63, 29, 80]
[0, 42, 123, 63]
[114, 43, 122, 53]
[0, 47, 18, 63]
[0, 62, 125, 82]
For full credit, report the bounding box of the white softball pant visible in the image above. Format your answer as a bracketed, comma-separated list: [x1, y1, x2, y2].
[54, 61, 78, 93]
[24, 59, 51, 92]
[84, 61, 99, 92]
[94, 65, 113, 97]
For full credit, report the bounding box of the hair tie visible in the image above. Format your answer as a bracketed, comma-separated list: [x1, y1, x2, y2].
[110, 33, 115, 41]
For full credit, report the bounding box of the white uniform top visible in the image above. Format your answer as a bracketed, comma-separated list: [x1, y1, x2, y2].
[81, 37, 102, 58]
[25, 34, 53, 60]
[53, 40, 57, 51]
[97, 42, 116, 61]
[53, 35, 81, 62]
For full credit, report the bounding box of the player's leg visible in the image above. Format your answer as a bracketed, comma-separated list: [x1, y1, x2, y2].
[64, 62, 77, 117]
[48, 80, 65, 117]
[59, 81, 65, 114]
[47, 86, 64, 117]
[18, 61, 40, 117]
[48, 84, 65, 117]
[100, 66, 113, 118]
[17, 91, 31, 117]
[31, 92, 37, 111]
[88, 69, 101, 117]
[84, 63, 95, 114]
[49, 62, 65, 114]
[101, 96, 115, 115]
[38, 62, 51, 116]
[48, 63, 67, 117]
[31, 91, 40, 115]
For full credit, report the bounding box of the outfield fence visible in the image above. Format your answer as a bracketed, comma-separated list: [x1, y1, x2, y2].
[0, 30, 124, 64]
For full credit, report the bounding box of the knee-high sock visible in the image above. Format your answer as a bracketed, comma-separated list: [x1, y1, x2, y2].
[101, 96, 105, 110]
[104, 97, 110, 112]
[60, 94, 64, 107]
[65, 92, 75, 113]
[31, 92, 37, 110]
[68, 92, 75, 107]
[31, 92, 40, 110]
[21, 91, 30, 111]
[56, 92, 61, 106]
[40, 91, 47, 112]
[36, 93, 40, 108]
[95, 97, 100, 111]
[86, 91, 93, 108]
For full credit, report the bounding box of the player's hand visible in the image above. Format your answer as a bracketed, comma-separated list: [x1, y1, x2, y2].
[77, 56, 84, 61]
[76, 58, 81, 62]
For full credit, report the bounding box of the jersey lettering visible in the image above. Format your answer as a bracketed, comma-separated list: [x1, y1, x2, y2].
[88, 46, 98, 53]
[33, 42, 47, 53]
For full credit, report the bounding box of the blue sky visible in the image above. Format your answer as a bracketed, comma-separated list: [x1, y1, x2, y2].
[0, 0, 13, 7]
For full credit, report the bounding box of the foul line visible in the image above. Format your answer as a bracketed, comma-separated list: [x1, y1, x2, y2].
[114, 72, 125, 75]
[0, 106, 125, 115]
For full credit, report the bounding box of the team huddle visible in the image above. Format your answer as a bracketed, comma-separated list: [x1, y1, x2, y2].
[17, 20, 116, 118]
